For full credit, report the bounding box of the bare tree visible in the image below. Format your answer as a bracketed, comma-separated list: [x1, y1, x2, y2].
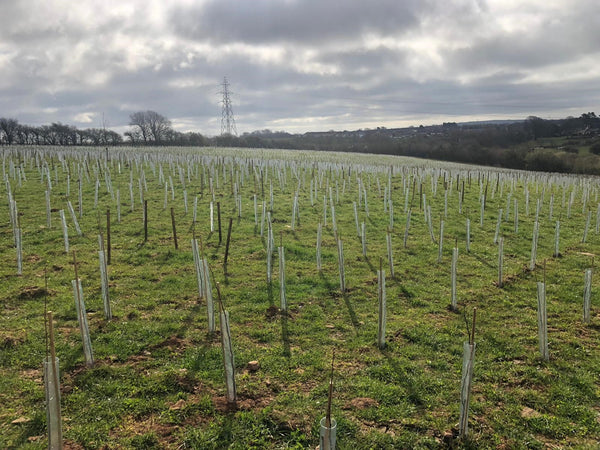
[124, 130, 142, 145]
[129, 110, 172, 144]
[146, 110, 171, 143]
[129, 111, 150, 143]
[0, 118, 20, 145]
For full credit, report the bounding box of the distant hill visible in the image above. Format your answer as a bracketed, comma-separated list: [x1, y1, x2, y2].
[233, 113, 600, 174]
[458, 119, 525, 126]
[2, 112, 600, 174]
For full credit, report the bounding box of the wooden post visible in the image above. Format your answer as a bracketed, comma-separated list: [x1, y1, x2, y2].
[143, 200, 148, 242]
[170, 207, 178, 250]
[224, 217, 233, 265]
[217, 201, 222, 244]
[583, 268, 592, 323]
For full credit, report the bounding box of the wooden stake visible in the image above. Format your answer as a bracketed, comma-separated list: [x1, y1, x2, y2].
[470, 308, 477, 345]
[217, 202, 222, 244]
[143, 200, 148, 242]
[224, 217, 233, 265]
[106, 208, 111, 265]
[170, 207, 178, 250]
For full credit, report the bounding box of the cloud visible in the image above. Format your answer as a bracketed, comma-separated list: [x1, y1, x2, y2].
[73, 112, 96, 124]
[0, 0, 598, 135]
[169, 0, 425, 45]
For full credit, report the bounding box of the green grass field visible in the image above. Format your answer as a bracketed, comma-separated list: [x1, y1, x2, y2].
[1, 146, 599, 449]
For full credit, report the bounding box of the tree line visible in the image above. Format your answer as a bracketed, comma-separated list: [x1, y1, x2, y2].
[2, 111, 600, 175]
[0, 118, 123, 146]
[0, 111, 209, 147]
[227, 114, 600, 175]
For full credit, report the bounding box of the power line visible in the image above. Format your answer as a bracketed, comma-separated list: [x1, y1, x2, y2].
[220, 77, 237, 136]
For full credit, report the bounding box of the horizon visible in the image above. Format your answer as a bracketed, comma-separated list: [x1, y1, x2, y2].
[5, 112, 556, 139]
[1, 1, 598, 136]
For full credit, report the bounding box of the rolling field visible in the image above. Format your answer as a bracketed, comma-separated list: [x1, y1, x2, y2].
[1, 145, 599, 449]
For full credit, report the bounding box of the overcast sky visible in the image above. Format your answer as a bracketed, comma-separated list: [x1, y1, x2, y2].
[1, 0, 599, 136]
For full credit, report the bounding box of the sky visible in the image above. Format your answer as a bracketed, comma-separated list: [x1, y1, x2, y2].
[0, 0, 599, 136]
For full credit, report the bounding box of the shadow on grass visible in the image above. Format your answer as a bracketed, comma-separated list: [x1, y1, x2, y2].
[380, 348, 427, 408]
[15, 411, 45, 447]
[223, 262, 229, 285]
[182, 297, 204, 330]
[470, 252, 494, 269]
[342, 292, 360, 331]
[280, 313, 291, 358]
[364, 255, 376, 274]
[318, 272, 359, 330]
[267, 282, 274, 307]
[318, 271, 335, 292]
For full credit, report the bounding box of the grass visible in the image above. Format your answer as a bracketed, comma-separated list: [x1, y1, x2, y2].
[0, 145, 599, 448]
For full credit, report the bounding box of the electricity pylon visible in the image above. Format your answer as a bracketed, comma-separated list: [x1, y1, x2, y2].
[220, 77, 237, 136]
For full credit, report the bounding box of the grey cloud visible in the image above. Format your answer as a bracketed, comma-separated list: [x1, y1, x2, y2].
[449, 33, 587, 72]
[446, 2, 600, 72]
[169, 0, 426, 44]
[316, 46, 409, 78]
[0, 0, 599, 135]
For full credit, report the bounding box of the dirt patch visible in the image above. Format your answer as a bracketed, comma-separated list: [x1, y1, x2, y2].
[20, 368, 43, 384]
[365, 277, 378, 286]
[18, 286, 51, 299]
[27, 254, 41, 263]
[521, 406, 542, 419]
[169, 399, 186, 411]
[344, 397, 379, 410]
[11, 416, 31, 425]
[213, 395, 240, 413]
[265, 305, 279, 320]
[212, 385, 276, 413]
[57, 326, 77, 337]
[149, 335, 189, 353]
[330, 287, 353, 297]
[1, 335, 24, 349]
[290, 378, 319, 395]
[336, 359, 366, 376]
[110, 414, 180, 448]
[270, 408, 313, 434]
[237, 398, 257, 410]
